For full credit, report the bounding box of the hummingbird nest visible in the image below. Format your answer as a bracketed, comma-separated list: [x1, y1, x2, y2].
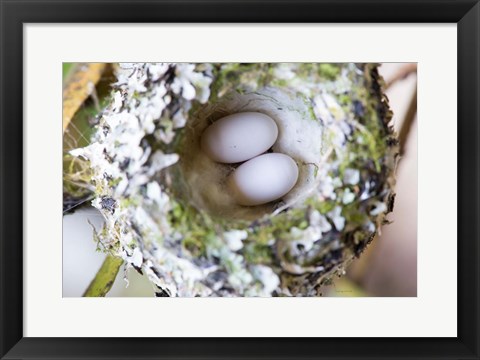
[71, 63, 398, 297]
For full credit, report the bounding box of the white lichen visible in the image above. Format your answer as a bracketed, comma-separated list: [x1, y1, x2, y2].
[343, 168, 360, 185]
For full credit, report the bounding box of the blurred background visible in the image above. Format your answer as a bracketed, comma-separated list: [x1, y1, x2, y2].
[62, 63, 417, 297]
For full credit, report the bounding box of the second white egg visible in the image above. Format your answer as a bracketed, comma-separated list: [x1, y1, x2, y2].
[201, 112, 278, 163]
[228, 153, 299, 206]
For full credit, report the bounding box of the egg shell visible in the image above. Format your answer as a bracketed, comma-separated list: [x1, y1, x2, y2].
[228, 153, 299, 206]
[201, 112, 278, 163]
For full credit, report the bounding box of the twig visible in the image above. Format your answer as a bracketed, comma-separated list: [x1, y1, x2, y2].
[386, 63, 417, 89]
[83, 255, 123, 297]
[63, 194, 94, 214]
[398, 84, 417, 156]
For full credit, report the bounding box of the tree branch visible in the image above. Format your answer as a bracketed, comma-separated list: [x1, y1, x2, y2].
[83, 255, 123, 297]
[385, 63, 417, 89]
[399, 84, 417, 156]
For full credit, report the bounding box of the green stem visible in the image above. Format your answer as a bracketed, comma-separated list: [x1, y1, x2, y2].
[83, 255, 123, 297]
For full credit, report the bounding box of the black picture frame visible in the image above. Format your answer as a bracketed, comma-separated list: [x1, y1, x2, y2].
[1, 1, 479, 359]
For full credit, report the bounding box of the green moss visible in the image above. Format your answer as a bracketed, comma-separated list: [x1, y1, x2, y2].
[318, 64, 341, 80]
[333, 68, 390, 174]
[272, 78, 288, 87]
[250, 226, 273, 245]
[120, 196, 140, 208]
[342, 203, 368, 225]
[108, 177, 122, 188]
[244, 242, 274, 264]
[166, 200, 225, 257]
[182, 233, 207, 256]
[210, 63, 277, 101]
[313, 200, 336, 215]
[298, 220, 309, 230]
[297, 63, 316, 78]
[307, 104, 317, 121]
[338, 93, 352, 107]
[271, 208, 308, 233]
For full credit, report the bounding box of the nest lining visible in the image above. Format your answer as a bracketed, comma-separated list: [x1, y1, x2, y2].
[175, 87, 324, 221]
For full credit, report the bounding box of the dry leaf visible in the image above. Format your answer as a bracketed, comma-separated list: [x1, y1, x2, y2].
[63, 63, 106, 132]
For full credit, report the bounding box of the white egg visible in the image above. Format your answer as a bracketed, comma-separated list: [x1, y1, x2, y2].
[228, 153, 299, 206]
[201, 112, 278, 163]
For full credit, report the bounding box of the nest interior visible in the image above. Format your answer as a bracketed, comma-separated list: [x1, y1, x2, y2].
[174, 87, 325, 222]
